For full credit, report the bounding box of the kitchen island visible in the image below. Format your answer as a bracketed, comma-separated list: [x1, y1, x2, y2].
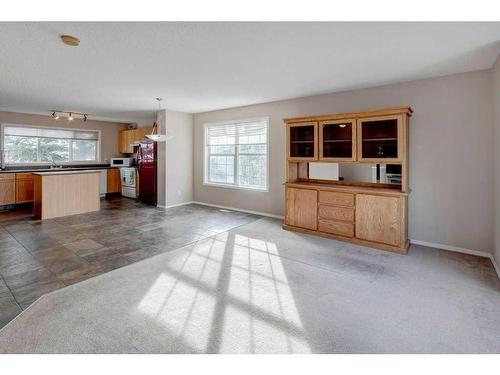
[33, 170, 101, 220]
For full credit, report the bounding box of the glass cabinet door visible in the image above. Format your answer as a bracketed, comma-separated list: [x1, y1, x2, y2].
[319, 119, 356, 161]
[287, 122, 318, 160]
[357, 115, 403, 162]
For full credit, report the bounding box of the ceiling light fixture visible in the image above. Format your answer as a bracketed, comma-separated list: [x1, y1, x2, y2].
[60, 34, 80, 47]
[146, 98, 170, 142]
[50, 110, 88, 122]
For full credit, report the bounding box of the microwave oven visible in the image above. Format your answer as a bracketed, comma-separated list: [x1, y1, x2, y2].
[110, 157, 134, 167]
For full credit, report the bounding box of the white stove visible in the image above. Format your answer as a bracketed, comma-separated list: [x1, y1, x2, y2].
[120, 167, 137, 199]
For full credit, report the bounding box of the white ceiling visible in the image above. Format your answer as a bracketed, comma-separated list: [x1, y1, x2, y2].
[0, 22, 499, 122]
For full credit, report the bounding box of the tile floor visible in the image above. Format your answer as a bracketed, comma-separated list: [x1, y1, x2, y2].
[0, 197, 261, 328]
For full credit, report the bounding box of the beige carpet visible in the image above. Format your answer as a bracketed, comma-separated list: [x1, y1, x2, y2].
[0, 218, 499, 353]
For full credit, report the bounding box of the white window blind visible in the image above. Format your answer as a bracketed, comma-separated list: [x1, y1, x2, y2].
[204, 118, 268, 191]
[2, 125, 100, 164]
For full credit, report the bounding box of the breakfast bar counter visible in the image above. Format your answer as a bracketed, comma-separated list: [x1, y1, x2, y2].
[33, 170, 101, 220]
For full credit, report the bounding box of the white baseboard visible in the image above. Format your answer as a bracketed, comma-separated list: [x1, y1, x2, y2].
[410, 239, 491, 258]
[157, 201, 195, 209]
[192, 201, 285, 220]
[491, 256, 500, 280]
[410, 239, 500, 280]
[166, 201, 195, 208]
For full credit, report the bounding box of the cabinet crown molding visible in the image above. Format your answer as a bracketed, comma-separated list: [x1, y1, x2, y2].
[284, 106, 413, 124]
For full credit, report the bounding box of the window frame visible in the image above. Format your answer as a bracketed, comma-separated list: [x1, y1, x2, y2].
[203, 117, 270, 192]
[0, 123, 101, 166]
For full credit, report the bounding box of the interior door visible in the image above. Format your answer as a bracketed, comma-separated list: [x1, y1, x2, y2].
[285, 187, 318, 230]
[355, 194, 402, 246]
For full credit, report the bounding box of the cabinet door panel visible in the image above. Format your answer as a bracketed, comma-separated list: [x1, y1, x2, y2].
[119, 130, 130, 154]
[357, 115, 404, 163]
[355, 194, 401, 246]
[0, 181, 16, 205]
[16, 179, 34, 203]
[285, 187, 317, 230]
[319, 119, 356, 161]
[287, 122, 318, 161]
[107, 168, 122, 193]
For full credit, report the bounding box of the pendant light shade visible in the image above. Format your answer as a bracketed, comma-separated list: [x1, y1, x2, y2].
[145, 98, 172, 142]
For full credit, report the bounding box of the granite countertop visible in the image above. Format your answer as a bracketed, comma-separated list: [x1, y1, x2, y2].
[32, 170, 103, 176]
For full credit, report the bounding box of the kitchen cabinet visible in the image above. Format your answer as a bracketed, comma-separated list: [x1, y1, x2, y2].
[15, 173, 34, 203]
[33, 171, 100, 220]
[107, 168, 122, 193]
[0, 174, 16, 205]
[119, 128, 150, 154]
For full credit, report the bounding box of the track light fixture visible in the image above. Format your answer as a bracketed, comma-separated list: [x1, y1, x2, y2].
[51, 111, 88, 122]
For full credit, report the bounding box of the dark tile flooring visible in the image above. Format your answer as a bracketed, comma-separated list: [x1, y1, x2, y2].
[0, 197, 261, 328]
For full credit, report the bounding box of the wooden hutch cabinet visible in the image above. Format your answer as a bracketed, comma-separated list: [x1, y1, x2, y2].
[283, 107, 412, 254]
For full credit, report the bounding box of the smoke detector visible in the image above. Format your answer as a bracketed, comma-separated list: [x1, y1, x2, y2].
[60, 35, 80, 46]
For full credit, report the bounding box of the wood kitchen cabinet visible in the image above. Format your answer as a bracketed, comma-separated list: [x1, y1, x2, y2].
[0, 174, 16, 205]
[119, 128, 150, 154]
[15, 173, 34, 203]
[107, 168, 122, 194]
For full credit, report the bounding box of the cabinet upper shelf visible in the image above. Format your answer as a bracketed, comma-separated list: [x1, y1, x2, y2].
[285, 107, 411, 163]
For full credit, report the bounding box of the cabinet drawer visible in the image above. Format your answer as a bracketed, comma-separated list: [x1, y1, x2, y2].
[318, 191, 354, 207]
[15, 173, 33, 180]
[318, 219, 354, 237]
[0, 173, 15, 181]
[318, 205, 354, 222]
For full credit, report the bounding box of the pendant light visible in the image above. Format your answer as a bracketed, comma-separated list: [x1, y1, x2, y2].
[146, 98, 171, 142]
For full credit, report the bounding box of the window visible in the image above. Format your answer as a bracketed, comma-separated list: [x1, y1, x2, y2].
[204, 118, 268, 191]
[1, 125, 100, 164]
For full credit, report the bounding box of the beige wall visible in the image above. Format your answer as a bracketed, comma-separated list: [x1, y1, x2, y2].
[156, 110, 167, 206]
[156, 109, 194, 207]
[194, 70, 494, 253]
[166, 111, 194, 206]
[492, 57, 500, 265]
[0, 111, 129, 163]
